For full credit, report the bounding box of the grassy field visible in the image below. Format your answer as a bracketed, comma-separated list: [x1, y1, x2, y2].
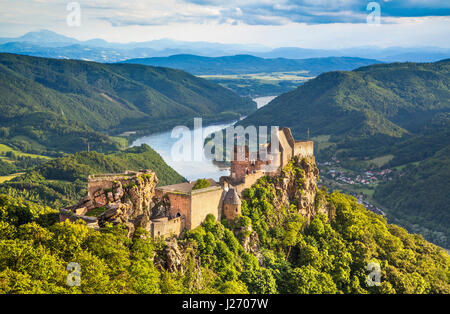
[365, 154, 394, 168]
[200, 71, 312, 82]
[0, 173, 24, 183]
[311, 135, 334, 152]
[109, 137, 129, 149]
[199, 71, 315, 97]
[392, 160, 421, 171]
[0, 144, 51, 160]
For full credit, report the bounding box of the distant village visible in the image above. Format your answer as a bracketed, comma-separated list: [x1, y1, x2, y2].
[318, 156, 394, 185]
[317, 156, 391, 217]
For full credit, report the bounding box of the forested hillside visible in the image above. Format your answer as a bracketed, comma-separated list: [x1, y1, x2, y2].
[239, 60, 450, 249]
[0, 53, 255, 155]
[0, 157, 448, 294]
[0, 144, 186, 209]
[374, 145, 450, 248]
[240, 60, 450, 142]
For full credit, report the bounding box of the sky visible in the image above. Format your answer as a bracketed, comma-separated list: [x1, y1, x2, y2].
[0, 0, 449, 48]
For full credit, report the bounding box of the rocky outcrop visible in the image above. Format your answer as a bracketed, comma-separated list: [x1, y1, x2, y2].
[239, 226, 263, 265]
[64, 170, 158, 238]
[98, 202, 127, 226]
[97, 172, 158, 234]
[273, 155, 328, 223]
[160, 238, 186, 273]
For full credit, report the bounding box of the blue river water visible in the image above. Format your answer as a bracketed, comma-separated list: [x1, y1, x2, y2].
[130, 96, 276, 181]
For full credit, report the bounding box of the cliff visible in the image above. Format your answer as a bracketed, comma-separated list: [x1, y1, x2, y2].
[61, 170, 159, 236]
[232, 155, 330, 265]
[270, 155, 329, 223]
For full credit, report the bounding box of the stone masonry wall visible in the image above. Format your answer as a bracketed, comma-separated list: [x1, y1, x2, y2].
[151, 216, 184, 238]
[190, 186, 223, 229]
[155, 189, 191, 225]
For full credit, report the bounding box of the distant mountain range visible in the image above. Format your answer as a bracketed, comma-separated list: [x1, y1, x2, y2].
[256, 46, 450, 63]
[121, 54, 382, 76]
[0, 30, 448, 63]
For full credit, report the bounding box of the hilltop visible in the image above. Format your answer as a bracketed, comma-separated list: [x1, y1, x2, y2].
[240, 59, 450, 141]
[0, 53, 255, 155]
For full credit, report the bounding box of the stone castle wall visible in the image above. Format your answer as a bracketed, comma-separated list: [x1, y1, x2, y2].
[190, 186, 223, 229]
[151, 216, 184, 238]
[155, 189, 191, 227]
[278, 130, 294, 168]
[233, 171, 266, 196]
[155, 184, 223, 230]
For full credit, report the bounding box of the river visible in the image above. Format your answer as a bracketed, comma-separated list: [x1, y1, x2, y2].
[130, 96, 276, 181]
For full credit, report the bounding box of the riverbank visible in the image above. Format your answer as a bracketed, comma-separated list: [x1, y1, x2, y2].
[130, 96, 277, 181]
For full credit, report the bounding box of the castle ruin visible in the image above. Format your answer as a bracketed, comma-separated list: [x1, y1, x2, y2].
[60, 127, 314, 239]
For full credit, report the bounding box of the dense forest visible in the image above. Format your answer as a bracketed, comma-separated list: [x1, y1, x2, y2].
[0, 158, 448, 294]
[374, 145, 450, 248]
[0, 53, 255, 155]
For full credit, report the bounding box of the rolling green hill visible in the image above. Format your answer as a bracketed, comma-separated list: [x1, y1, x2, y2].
[0, 53, 255, 155]
[239, 60, 450, 142]
[0, 144, 186, 208]
[122, 54, 383, 97]
[372, 116, 450, 248]
[374, 145, 450, 249]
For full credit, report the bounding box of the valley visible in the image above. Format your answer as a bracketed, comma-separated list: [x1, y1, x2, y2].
[1, 1, 450, 297]
[199, 71, 312, 97]
[0, 48, 448, 295]
[129, 96, 275, 181]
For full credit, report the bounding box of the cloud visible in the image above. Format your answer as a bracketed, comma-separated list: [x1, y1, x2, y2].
[180, 0, 450, 25]
[1, 0, 449, 30]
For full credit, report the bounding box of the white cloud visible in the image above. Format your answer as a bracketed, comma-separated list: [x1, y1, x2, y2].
[0, 0, 448, 49]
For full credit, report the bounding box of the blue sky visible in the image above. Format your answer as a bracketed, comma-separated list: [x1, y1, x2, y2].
[0, 0, 449, 48]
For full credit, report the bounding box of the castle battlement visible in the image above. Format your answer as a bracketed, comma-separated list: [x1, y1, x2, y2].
[227, 128, 314, 189]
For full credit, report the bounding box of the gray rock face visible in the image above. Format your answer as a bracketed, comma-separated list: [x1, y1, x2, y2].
[240, 226, 263, 265]
[163, 238, 185, 273]
[274, 155, 328, 223]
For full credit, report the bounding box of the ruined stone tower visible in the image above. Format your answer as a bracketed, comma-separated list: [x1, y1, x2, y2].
[223, 188, 242, 221]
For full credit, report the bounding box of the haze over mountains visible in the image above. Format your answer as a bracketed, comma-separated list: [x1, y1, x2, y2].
[0, 30, 449, 63]
[121, 54, 382, 76]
